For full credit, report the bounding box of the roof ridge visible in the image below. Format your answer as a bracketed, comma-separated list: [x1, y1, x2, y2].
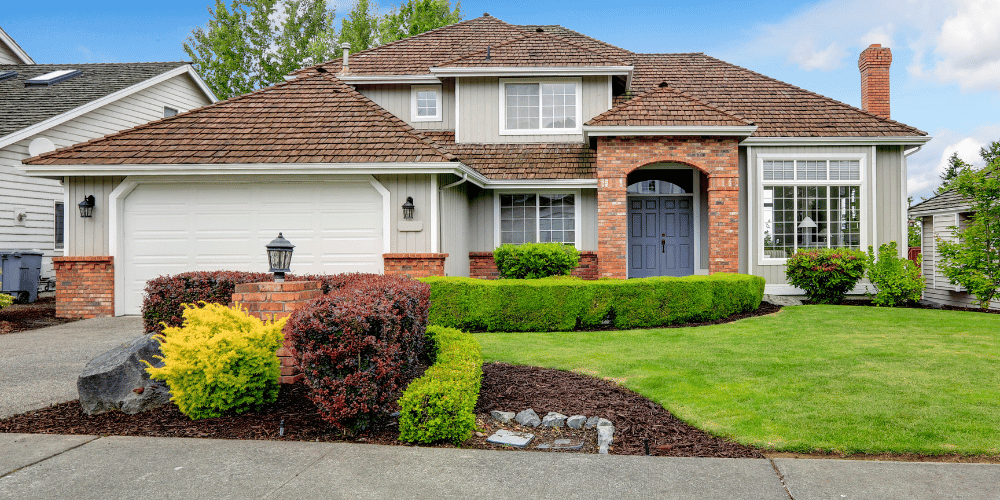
[587, 83, 751, 126]
[694, 53, 927, 136]
[434, 29, 629, 67]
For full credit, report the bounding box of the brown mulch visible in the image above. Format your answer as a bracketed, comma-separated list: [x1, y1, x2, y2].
[0, 296, 79, 335]
[0, 362, 763, 458]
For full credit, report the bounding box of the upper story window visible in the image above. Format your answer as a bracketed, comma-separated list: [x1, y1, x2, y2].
[411, 85, 442, 122]
[500, 78, 582, 135]
[163, 106, 178, 118]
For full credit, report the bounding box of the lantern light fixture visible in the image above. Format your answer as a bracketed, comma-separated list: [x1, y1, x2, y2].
[402, 196, 415, 220]
[266, 232, 295, 282]
[78, 195, 95, 218]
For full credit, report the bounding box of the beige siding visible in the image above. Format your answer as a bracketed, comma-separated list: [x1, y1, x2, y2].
[469, 187, 494, 251]
[921, 217, 935, 287]
[439, 174, 470, 276]
[738, 148, 748, 274]
[923, 213, 997, 309]
[457, 76, 609, 144]
[373, 174, 434, 253]
[580, 189, 597, 251]
[876, 145, 906, 255]
[65, 176, 124, 256]
[0, 40, 24, 64]
[357, 80, 455, 131]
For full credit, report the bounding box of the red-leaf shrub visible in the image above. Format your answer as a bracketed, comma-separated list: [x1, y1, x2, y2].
[284, 274, 431, 431]
[142, 271, 379, 334]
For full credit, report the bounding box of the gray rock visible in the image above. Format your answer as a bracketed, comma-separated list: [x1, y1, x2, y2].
[567, 415, 587, 429]
[584, 416, 600, 429]
[598, 425, 615, 454]
[515, 408, 541, 428]
[77, 335, 171, 415]
[486, 429, 534, 448]
[541, 412, 567, 428]
[536, 438, 584, 451]
[762, 294, 803, 307]
[490, 410, 515, 424]
[597, 418, 613, 428]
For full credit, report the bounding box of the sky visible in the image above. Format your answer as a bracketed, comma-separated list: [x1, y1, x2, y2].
[4, 0, 998, 201]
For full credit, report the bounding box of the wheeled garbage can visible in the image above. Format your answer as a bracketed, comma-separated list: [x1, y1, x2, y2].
[0, 251, 43, 304]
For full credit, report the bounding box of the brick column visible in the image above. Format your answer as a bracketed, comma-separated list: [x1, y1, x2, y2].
[383, 253, 448, 279]
[231, 281, 322, 384]
[53, 256, 114, 319]
[469, 251, 599, 279]
[708, 175, 740, 273]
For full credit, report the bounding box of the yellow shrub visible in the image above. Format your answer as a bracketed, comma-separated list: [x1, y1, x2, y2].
[145, 302, 285, 419]
[0, 293, 12, 310]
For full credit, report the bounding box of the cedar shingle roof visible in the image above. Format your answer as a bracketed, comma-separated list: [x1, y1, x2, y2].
[423, 131, 595, 179]
[0, 62, 189, 139]
[587, 84, 751, 127]
[24, 74, 455, 165]
[437, 31, 629, 68]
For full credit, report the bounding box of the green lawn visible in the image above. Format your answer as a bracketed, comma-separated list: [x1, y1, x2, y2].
[475, 305, 1000, 455]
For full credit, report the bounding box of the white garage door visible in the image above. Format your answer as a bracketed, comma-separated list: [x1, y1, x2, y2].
[122, 180, 384, 315]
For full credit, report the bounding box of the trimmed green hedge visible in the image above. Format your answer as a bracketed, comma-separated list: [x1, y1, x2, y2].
[420, 274, 765, 332]
[398, 325, 483, 444]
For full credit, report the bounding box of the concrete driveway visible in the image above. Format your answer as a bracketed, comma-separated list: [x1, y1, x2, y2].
[0, 317, 144, 418]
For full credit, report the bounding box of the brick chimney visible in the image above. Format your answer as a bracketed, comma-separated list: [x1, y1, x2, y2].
[858, 44, 892, 119]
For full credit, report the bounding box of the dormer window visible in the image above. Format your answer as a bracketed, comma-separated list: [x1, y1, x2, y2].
[500, 78, 581, 135]
[411, 85, 441, 122]
[25, 69, 82, 86]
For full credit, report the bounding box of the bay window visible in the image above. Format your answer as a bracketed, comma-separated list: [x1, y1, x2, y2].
[498, 193, 577, 245]
[500, 78, 581, 134]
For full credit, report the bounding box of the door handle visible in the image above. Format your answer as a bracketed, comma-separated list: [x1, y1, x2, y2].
[661, 239, 665, 253]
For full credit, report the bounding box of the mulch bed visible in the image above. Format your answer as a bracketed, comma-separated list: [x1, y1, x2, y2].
[0, 296, 78, 335]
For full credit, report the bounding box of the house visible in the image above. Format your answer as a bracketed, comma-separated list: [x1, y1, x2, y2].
[0, 26, 217, 293]
[908, 189, 999, 310]
[18, 15, 931, 317]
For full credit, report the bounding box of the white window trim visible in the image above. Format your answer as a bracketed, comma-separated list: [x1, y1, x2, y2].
[498, 77, 583, 136]
[411, 84, 442, 122]
[492, 189, 583, 248]
[756, 153, 868, 267]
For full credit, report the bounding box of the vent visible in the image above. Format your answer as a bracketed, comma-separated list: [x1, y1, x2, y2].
[25, 69, 82, 86]
[0, 71, 17, 81]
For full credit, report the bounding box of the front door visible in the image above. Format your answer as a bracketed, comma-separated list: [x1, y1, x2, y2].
[628, 197, 694, 278]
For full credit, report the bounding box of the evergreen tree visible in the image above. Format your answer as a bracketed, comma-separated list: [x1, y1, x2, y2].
[980, 140, 1000, 167]
[937, 152, 973, 195]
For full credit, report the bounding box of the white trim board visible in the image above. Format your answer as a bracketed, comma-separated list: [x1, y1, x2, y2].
[340, 75, 442, 84]
[0, 27, 35, 64]
[584, 125, 757, 137]
[742, 136, 932, 146]
[430, 66, 633, 78]
[0, 65, 218, 151]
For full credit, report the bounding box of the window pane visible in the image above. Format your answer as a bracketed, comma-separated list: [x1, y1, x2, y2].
[54, 202, 65, 249]
[762, 186, 794, 258]
[539, 194, 575, 244]
[506, 84, 540, 130]
[500, 193, 537, 244]
[540, 82, 576, 130]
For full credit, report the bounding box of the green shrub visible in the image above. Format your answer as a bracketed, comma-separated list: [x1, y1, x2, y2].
[785, 248, 866, 304]
[145, 303, 285, 419]
[398, 325, 483, 444]
[866, 241, 924, 307]
[493, 242, 581, 279]
[0, 293, 12, 310]
[420, 273, 765, 332]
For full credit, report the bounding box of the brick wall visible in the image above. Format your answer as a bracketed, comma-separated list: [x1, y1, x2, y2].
[595, 136, 740, 278]
[53, 256, 114, 319]
[231, 281, 322, 384]
[859, 44, 891, 119]
[383, 253, 448, 279]
[469, 251, 599, 279]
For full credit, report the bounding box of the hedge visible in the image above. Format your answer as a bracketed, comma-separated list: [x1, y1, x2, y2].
[398, 325, 483, 444]
[420, 273, 766, 332]
[142, 271, 366, 334]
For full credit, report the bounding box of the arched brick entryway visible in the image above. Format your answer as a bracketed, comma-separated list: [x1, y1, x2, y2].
[595, 136, 740, 278]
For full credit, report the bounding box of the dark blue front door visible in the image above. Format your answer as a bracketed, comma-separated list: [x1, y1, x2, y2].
[628, 197, 694, 278]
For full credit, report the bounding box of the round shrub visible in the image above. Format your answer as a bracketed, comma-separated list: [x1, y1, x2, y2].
[145, 302, 285, 420]
[285, 274, 430, 431]
[785, 248, 866, 304]
[493, 242, 581, 279]
[866, 241, 924, 306]
[0, 293, 13, 310]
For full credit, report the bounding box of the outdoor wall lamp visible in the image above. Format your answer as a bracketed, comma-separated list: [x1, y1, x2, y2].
[78, 195, 95, 218]
[266, 232, 294, 282]
[402, 196, 415, 220]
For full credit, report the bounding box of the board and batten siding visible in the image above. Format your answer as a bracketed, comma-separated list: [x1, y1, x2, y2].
[64, 176, 125, 256]
[457, 76, 610, 144]
[357, 80, 455, 131]
[4, 72, 212, 278]
[920, 212, 998, 309]
[468, 188, 598, 252]
[0, 43, 23, 64]
[438, 174, 470, 276]
[373, 174, 434, 253]
[748, 145, 905, 286]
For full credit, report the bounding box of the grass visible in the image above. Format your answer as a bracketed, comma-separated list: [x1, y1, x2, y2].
[474, 305, 1000, 455]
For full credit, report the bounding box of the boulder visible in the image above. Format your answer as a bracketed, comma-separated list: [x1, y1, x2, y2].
[541, 412, 567, 428]
[515, 408, 541, 427]
[77, 335, 171, 415]
[598, 425, 615, 454]
[567, 415, 587, 429]
[491, 410, 516, 424]
[584, 416, 600, 429]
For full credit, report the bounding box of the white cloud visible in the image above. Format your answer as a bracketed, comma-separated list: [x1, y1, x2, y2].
[792, 41, 846, 71]
[931, 0, 1000, 91]
[860, 24, 895, 48]
[906, 127, 999, 199]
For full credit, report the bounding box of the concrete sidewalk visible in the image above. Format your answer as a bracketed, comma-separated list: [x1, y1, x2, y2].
[0, 316, 144, 418]
[1, 434, 998, 500]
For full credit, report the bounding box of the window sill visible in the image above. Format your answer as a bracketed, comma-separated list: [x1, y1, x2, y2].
[412, 116, 442, 122]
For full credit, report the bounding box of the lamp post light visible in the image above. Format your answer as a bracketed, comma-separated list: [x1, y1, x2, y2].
[798, 216, 818, 248]
[266, 232, 294, 282]
[402, 196, 415, 220]
[78, 195, 95, 218]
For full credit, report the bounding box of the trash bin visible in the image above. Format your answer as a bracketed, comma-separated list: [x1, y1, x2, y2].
[0, 251, 43, 304]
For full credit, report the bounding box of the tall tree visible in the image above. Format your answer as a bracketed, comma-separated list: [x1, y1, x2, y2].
[337, 0, 381, 56]
[980, 139, 1000, 167]
[938, 150, 1000, 309]
[184, 0, 337, 100]
[380, 0, 462, 44]
[937, 152, 973, 195]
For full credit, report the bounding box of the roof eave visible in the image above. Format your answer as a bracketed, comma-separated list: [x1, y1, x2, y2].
[0, 27, 35, 64]
[908, 204, 972, 217]
[430, 66, 634, 77]
[741, 135, 932, 146]
[584, 125, 757, 138]
[337, 74, 443, 84]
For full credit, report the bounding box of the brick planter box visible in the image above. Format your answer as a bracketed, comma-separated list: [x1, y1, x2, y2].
[383, 253, 448, 279]
[53, 256, 114, 319]
[469, 251, 599, 280]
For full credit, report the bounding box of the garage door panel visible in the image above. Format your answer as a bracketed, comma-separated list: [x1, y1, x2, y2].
[122, 181, 384, 315]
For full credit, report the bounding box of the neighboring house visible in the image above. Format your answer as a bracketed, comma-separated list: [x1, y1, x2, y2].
[19, 15, 931, 317]
[908, 191, 999, 310]
[0, 27, 217, 290]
